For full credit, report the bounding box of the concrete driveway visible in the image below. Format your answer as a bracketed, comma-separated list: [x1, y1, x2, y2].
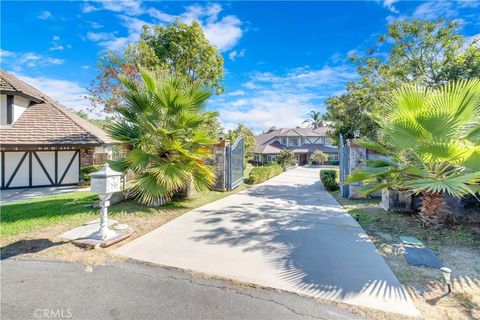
[114, 167, 418, 317]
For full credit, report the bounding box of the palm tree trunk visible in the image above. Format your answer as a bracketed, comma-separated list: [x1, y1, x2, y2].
[419, 192, 452, 228]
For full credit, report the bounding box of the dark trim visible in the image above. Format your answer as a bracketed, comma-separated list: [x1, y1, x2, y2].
[1, 151, 4, 188]
[5, 152, 28, 188]
[0, 90, 43, 103]
[1, 183, 78, 191]
[58, 150, 79, 185]
[33, 152, 54, 185]
[6, 95, 13, 124]
[54, 150, 58, 184]
[28, 152, 32, 187]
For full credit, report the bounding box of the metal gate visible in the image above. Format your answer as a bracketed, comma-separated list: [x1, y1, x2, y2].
[338, 134, 350, 198]
[226, 136, 244, 191]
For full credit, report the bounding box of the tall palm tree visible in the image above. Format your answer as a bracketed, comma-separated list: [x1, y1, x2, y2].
[347, 79, 480, 228]
[303, 111, 323, 128]
[107, 68, 217, 206]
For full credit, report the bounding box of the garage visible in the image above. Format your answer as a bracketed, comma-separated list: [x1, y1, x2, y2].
[1, 150, 80, 189]
[0, 69, 117, 190]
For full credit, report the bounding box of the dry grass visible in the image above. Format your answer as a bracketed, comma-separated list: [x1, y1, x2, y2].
[331, 191, 480, 320]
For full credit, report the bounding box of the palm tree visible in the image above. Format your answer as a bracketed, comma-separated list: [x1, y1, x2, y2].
[107, 68, 217, 206]
[303, 111, 323, 128]
[347, 79, 480, 228]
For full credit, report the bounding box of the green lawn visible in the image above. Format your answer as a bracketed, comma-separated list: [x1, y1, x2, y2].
[1, 184, 248, 239]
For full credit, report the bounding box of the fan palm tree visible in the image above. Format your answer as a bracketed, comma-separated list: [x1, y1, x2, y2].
[107, 68, 218, 206]
[303, 111, 323, 128]
[347, 79, 480, 228]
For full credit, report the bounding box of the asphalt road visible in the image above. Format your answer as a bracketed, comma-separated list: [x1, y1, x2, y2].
[1, 258, 362, 320]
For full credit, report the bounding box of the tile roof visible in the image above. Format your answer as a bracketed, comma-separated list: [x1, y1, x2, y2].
[255, 127, 335, 154]
[0, 69, 117, 146]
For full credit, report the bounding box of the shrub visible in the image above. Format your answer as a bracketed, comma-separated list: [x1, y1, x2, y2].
[248, 163, 283, 184]
[320, 170, 339, 191]
[79, 164, 104, 186]
[277, 149, 296, 167]
[310, 150, 328, 165]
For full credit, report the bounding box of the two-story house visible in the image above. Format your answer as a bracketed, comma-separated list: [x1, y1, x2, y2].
[0, 69, 117, 190]
[254, 127, 338, 165]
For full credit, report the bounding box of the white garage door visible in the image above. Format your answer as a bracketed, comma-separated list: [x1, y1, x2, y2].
[0, 150, 79, 189]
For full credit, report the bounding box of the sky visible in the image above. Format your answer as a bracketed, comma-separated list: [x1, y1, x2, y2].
[1, 0, 479, 132]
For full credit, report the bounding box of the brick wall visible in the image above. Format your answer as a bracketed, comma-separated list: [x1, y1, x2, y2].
[79, 147, 95, 167]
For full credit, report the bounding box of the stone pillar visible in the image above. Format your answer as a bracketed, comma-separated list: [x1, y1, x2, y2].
[212, 139, 229, 191]
[346, 139, 368, 199]
[80, 147, 95, 167]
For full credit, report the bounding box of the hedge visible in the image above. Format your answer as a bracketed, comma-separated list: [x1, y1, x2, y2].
[248, 163, 283, 184]
[79, 164, 104, 186]
[320, 170, 339, 191]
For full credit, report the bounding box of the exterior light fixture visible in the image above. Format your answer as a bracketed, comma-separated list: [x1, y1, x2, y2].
[440, 267, 452, 294]
[353, 130, 360, 138]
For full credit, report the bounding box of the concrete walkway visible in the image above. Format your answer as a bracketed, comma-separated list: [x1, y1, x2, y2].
[114, 167, 419, 317]
[0, 186, 90, 205]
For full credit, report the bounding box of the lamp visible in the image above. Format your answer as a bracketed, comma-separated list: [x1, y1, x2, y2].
[440, 267, 452, 294]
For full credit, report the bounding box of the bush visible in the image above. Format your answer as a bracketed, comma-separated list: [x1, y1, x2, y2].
[79, 164, 104, 186]
[248, 163, 283, 184]
[325, 160, 340, 166]
[320, 170, 339, 191]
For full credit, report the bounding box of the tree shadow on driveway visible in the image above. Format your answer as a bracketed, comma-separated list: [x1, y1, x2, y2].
[190, 181, 412, 311]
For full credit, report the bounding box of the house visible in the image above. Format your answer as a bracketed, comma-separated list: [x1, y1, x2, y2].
[254, 127, 338, 165]
[0, 69, 117, 189]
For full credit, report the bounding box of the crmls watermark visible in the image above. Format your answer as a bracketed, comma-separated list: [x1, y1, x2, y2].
[33, 308, 73, 319]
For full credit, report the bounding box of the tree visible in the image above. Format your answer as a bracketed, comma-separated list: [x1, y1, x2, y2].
[277, 149, 296, 167]
[347, 80, 480, 228]
[107, 68, 218, 206]
[325, 19, 480, 141]
[310, 150, 328, 165]
[303, 111, 323, 128]
[89, 20, 224, 113]
[228, 124, 256, 161]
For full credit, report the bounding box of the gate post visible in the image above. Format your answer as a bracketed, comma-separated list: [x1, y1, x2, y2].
[212, 139, 229, 192]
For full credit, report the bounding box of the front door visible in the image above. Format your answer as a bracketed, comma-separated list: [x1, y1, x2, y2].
[297, 154, 308, 166]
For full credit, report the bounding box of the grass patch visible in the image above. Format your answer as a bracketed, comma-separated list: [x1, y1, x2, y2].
[1, 184, 248, 239]
[330, 191, 479, 249]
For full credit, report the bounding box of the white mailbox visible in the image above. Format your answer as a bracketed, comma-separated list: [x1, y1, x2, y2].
[90, 163, 122, 195]
[89, 163, 123, 240]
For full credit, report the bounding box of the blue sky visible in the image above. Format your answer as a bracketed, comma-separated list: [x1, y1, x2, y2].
[1, 1, 479, 132]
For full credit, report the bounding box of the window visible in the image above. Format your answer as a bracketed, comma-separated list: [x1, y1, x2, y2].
[267, 155, 277, 163]
[281, 138, 287, 145]
[6, 95, 13, 125]
[289, 137, 299, 146]
[325, 138, 332, 145]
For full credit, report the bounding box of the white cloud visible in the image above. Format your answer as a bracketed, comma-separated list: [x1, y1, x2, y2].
[224, 90, 245, 97]
[413, 1, 458, 20]
[37, 11, 52, 20]
[214, 64, 357, 132]
[86, 15, 149, 51]
[49, 45, 64, 51]
[11, 73, 92, 113]
[376, 0, 399, 13]
[81, 3, 99, 13]
[85, 3, 243, 53]
[228, 49, 245, 61]
[147, 8, 176, 23]
[2, 51, 64, 69]
[0, 49, 15, 58]
[81, 65, 90, 70]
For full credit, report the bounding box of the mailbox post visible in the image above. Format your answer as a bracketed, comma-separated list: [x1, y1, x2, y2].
[90, 163, 123, 240]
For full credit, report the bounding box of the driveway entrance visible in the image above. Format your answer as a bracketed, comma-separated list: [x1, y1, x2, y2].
[114, 167, 418, 317]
